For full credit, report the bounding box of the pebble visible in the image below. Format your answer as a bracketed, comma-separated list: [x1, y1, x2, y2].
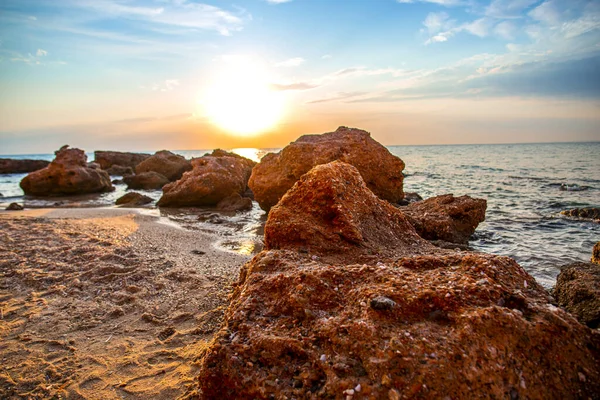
[320, 354, 327, 362]
[354, 384, 361, 392]
[370, 296, 396, 311]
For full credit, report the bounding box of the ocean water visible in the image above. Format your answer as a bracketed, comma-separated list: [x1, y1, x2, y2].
[1, 143, 598, 288]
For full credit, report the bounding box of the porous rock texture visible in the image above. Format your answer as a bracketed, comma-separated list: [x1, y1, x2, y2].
[401, 194, 487, 245]
[157, 151, 255, 208]
[0, 158, 50, 174]
[248, 127, 405, 211]
[123, 171, 169, 190]
[105, 165, 134, 176]
[135, 150, 192, 181]
[196, 161, 600, 399]
[20, 146, 113, 196]
[554, 261, 600, 329]
[593, 242, 600, 265]
[93, 150, 150, 169]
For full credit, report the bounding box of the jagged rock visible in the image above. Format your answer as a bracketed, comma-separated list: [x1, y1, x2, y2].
[135, 150, 192, 181]
[116, 192, 153, 207]
[20, 146, 113, 196]
[123, 172, 169, 190]
[157, 153, 255, 208]
[93, 151, 150, 169]
[593, 242, 600, 265]
[554, 262, 600, 329]
[249, 126, 405, 211]
[561, 208, 600, 222]
[106, 165, 134, 176]
[0, 158, 50, 174]
[5, 203, 24, 211]
[216, 193, 253, 212]
[197, 161, 600, 399]
[401, 194, 487, 244]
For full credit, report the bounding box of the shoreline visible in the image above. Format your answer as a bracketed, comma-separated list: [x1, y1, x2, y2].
[0, 207, 250, 399]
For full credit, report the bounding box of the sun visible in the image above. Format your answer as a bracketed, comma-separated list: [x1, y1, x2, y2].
[201, 59, 285, 136]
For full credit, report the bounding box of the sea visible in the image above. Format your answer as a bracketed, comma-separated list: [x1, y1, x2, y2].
[1, 142, 599, 289]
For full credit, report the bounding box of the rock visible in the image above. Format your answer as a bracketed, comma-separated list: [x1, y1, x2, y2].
[593, 242, 600, 265]
[157, 153, 255, 208]
[135, 150, 192, 181]
[93, 151, 150, 169]
[116, 192, 153, 207]
[554, 262, 600, 328]
[5, 202, 24, 211]
[20, 146, 113, 196]
[560, 183, 589, 191]
[248, 126, 405, 211]
[401, 194, 487, 244]
[396, 192, 423, 206]
[123, 172, 169, 190]
[197, 161, 600, 399]
[111, 179, 124, 185]
[561, 208, 600, 222]
[0, 158, 50, 174]
[106, 165, 134, 176]
[87, 162, 101, 169]
[216, 193, 253, 212]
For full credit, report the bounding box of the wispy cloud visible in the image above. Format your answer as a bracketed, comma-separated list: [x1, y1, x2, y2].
[307, 91, 367, 104]
[271, 82, 319, 91]
[266, 0, 293, 3]
[36, 48, 47, 57]
[397, 0, 466, 6]
[275, 57, 305, 67]
[141, 79, 180, 92]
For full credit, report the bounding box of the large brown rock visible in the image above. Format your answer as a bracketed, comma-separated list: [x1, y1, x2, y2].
[561, 208, 600, 222]
[105, 165, 134, 176]
[248, 126, 405, 211]
[93, 150, 150, 169]
[157, 152, 255, 208]
[0, 158, 50, 174]
[197, 162, 600, 399]
[554, 262, 600, 329]
[20, 146, 113, 196]
[593, 242, 600, 265]
[123, 172, 169, 190]
[135, 150, 192, 181]
[115, 192, 153, 207]
[402, 194, 487, 244]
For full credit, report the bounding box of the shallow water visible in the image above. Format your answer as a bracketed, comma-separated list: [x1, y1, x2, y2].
[1, 143, 598, 288]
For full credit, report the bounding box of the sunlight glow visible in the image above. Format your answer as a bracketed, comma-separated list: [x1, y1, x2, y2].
[201, 58, 285, 136]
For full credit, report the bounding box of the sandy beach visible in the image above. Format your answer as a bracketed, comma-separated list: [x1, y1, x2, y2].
[0, 207, 250, 399]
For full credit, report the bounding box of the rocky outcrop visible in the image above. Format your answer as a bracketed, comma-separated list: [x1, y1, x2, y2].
[554, 262, 600, 329]
[561, 208, 600, 222]
[20, 146, 113, 196]
[248, 127, 405, 211]
[5, 203, 24, 211]
[0, 158, 50, 174]
[197, 161, 600, 399]
[116, 192, 153, 207]
[135, 150, 192, 182]
[593, 242, 600, 265]
[401, 194, 487, 245]
[216, 194, 253, 212]
[93, 151, 150, 169]
[157, 152, 255, 208]
[106, 165, 134, 176]
[123, 172, 169, 190]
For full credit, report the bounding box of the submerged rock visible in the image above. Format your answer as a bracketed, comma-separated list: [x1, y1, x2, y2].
[123, 172, 169, 190]
[396, 191, 423, 206]
[197, 161, 600, 399]
[106, 165, 134, 176]
[554, 262, 600, 329]
[401, 194, 487, 245]
[93, 150, 150, 169]
[0, 158, 50, 174]
[5, 202, 24, 211]
[157, 152, 255, 208]
[20, 146, 113, 196]
[561, 208, 600, 222]
[249, 127, 405, 211]
[116, 192, 153, 207]
[135, 150, 192, 181]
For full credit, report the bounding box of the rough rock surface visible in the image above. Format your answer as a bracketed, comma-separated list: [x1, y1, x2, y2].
[248, 127, 405, 211]
[115, 192, 153, 207]
[123, 172, 169, 190]
[561, 208, 600, 222]
[0, 158, 50, 174]
[216, 194, 253, 212]
[401, 194, 487, 244]
[93, 151, 150, 169]
[5, 202, 24, 211]
[593, 242, 600, 265]
[20, 146, 113, 196]
[197, 161, 600, 399]
[157, 153, 255, 208]
[135, 150, 192, 181]
[554, 262, 600, 329]
[106, 165, 134, 176]
[397, 192, 423, 206]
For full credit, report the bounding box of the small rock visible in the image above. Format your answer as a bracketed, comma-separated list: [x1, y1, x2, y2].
[115, 192, 153, 207]
[5, 202, 24, 211]
[370, 296, 396, 311]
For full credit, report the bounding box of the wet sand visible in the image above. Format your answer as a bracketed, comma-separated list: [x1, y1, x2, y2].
[0, 208, 250, 399]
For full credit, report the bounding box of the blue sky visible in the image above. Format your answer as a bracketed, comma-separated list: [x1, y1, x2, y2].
[0, 0, 599, 153]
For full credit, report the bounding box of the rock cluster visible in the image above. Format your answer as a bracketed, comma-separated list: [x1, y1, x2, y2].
[157, 150, 255, 208]
[20, 146, 113, 196]
[197, 161, 600, 399]
[93, 151, 150, 170]
[135, 150, 192, 182]
[123, 172, 169, 190]
[248, 127, 405, 211]
[0, 158, 50, 174]
[561, 208, 600, 222]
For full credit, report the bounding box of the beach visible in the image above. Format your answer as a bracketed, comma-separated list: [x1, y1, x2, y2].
[0, 208, 249, 399]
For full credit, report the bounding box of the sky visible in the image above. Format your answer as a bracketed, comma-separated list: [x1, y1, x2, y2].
[0, 0, 599, 154]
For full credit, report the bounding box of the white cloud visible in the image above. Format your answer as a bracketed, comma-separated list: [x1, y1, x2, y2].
[397, 0, 465, 6]
[494, 20, 517, 39]
[463, 18, 492, 37]
[36, 48, 48, 57]
[266, 0, 293, 3]
[486, 0, 539, 18]
[423, 12, 452, 35]
[322, 54, 332, 59]
[147, 79, 180, 92]
[529, 0, 562, 25]
[275, 57, 305, 67]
